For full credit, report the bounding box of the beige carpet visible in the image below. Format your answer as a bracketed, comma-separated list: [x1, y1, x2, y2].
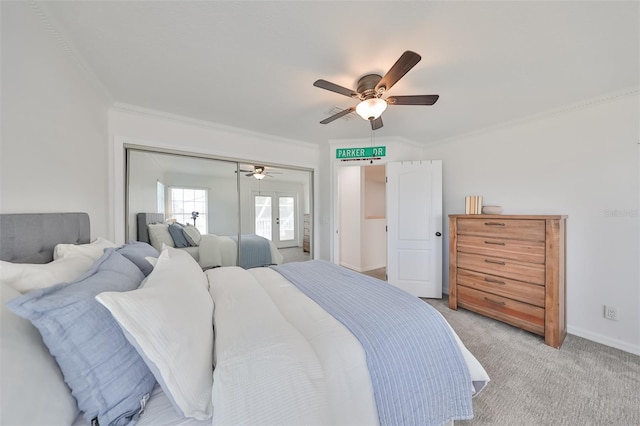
[424, 297, 640, 425]
[278, 246, 310, 263]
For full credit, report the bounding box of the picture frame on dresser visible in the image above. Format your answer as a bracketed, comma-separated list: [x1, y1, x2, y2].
[448, 214, 567, 348]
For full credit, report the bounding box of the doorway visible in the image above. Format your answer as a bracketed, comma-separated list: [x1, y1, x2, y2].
[338, 165, 387, 276]
[253, 192, 298, 249]
[335, 160, 443, 297]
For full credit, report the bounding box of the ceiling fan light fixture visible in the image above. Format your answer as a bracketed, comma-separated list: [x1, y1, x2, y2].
[356, 98, 387, 121]
[253, 173, 266, 180]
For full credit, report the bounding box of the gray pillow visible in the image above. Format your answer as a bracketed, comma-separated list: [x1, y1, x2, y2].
[7, 250, 156, 426]
[168, 223, 191, 248]
[182, 225, 202, 246]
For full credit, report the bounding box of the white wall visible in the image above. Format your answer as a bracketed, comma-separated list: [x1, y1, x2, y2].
[362, 165, 387, 271]
[0, 2, 111, 238]
[109, 107, 320, 254]
[422, 91, 640, 354]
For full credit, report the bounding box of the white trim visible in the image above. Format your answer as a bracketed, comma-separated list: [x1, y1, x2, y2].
[425, 86, 640, 148]
[112, 103, 318, 149]
[567, 326, 640, 356]
[328, 135, 422, 149]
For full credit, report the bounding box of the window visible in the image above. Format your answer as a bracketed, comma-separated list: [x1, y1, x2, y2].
[169, 187, 208, 234]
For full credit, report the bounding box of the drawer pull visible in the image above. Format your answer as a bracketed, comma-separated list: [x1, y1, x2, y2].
[484, 297, 506, 306]
[484, 241, 506, 246]
[484, 222, 505, 226]
[484, 259, 506, 265]
[484, 277, 506, 285]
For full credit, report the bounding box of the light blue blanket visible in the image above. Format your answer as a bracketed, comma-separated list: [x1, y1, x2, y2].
[272, 260, 473, 426]
[230, 234, 272, 269]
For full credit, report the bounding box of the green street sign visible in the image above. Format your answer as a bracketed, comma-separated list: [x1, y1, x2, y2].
[336, 146, 386, 159]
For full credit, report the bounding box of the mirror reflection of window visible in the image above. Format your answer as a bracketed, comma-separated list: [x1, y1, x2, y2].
[169, 186, 208, 234]
[254, 196, 272, 240]
[279, 196, 295, 242]
[156, 181, 165, 215]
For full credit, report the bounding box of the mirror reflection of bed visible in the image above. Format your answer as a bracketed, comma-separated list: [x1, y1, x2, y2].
[126, 148, 313, 268]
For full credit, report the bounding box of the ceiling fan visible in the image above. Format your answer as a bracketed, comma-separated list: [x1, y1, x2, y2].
[313, 51, 439, 130]
[238, 165, 281, 180]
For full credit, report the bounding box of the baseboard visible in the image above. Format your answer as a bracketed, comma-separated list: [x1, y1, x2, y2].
[339, 262, 363, 272]
[567, 326, 640, 356]
[362, 262, 386, 272]
[340, 263, 386, 273]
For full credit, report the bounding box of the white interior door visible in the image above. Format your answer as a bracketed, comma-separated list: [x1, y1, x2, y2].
[386, 160, 443, 298]
[254, 192, 297, 248]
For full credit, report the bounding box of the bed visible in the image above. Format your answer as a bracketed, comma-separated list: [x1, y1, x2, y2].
[136, 212, 283, 269]
[0, 212, 489, 426]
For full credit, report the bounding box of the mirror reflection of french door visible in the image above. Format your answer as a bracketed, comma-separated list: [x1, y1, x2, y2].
[253, 192, 297, 248]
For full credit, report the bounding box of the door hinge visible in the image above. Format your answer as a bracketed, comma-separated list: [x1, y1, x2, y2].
[385, 225, 388, 232]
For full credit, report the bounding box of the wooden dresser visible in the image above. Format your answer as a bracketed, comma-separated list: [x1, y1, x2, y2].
[303, 214, 310, 253]
[449, 214, 567, 348]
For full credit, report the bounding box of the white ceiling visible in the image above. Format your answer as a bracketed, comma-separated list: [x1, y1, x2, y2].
[40, 1, 639, 146]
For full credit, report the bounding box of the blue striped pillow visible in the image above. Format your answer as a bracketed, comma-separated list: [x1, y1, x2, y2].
[168, 223, 191, 248]
[7, 250, 156, 426]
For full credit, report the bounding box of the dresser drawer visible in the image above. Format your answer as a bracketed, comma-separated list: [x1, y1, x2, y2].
[457, 252, 545, 285]
[457, 218, 545, 241]
[458, 286, 544, 335]
[456, 268, 544, 307]
[457, 234, 545, 264]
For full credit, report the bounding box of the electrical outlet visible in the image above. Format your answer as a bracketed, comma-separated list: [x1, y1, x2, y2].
[604, 305, 619, 321]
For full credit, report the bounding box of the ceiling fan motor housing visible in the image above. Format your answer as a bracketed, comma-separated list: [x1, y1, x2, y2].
[356, 74, 383, 99]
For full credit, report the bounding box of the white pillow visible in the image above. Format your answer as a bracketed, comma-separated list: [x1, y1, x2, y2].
[147, 223, 174, 252]
[183, 224, 202, 246]
[53, 237, 117, 260]
[96, 247, 214, 420]
[0, 255, 95, 293]
[0, 283, 79, 425]
[145, 256, 158, 268]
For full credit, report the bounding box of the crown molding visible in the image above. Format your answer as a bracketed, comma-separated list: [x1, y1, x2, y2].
[426, 86, 639, 148]
[110, 102, 319, 150]
[328, 135, 422, 148]
[31, 1, 113, 104]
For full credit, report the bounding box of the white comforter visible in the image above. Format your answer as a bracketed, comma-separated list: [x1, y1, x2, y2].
[206, 266, 489, 425]
[197, 234, 283, 269]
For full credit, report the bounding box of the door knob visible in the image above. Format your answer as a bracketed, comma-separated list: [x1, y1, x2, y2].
[435, 232, 442, 237]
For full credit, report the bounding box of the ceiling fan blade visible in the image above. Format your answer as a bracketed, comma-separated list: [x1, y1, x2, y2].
[371, 116, 383, 130]
[320, 106, 356, 124]
[245, 173, 254, 176]
[375, 51, 422, 93]
[386, 94, 439, 106]
[314, 79, 359, 98]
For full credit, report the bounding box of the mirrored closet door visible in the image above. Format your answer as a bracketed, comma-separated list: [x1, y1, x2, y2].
[125, 147, 313, 268]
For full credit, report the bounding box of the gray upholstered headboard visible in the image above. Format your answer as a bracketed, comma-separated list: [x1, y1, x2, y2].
[136, 213, 165, 244]
[0, 213, 90, 264]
